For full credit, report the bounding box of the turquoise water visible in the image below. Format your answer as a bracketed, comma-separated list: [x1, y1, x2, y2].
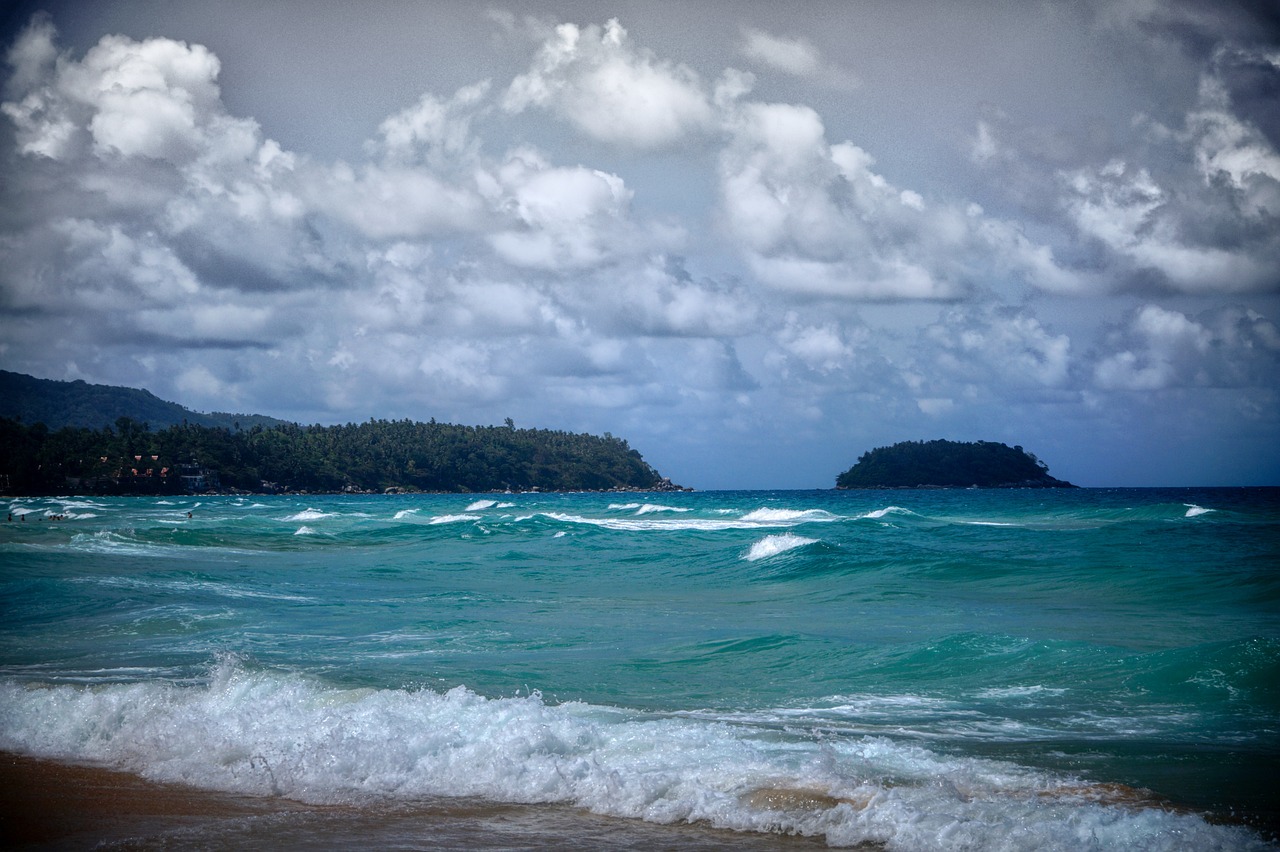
[2, 489, 1277, 849]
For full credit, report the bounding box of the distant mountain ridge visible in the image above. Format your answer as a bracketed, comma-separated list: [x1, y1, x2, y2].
[0, 370, 288, 431]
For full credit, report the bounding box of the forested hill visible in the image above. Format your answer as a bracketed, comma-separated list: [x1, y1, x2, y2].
[0, 370, 285, 431]
[0, 417, 680, 495]
[836, 440, 1074, 489]
[0, 370, 681, 494]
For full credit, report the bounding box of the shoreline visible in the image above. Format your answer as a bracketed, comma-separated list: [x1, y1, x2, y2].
[0, 752, 825, 850]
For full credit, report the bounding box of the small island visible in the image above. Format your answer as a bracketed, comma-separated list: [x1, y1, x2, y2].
[836, 439, 1074, 489]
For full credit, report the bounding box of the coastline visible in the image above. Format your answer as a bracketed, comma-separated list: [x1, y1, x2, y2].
[0, 752, 827, 850]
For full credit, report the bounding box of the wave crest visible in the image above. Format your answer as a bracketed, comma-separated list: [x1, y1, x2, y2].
[745, 534, 816, 562]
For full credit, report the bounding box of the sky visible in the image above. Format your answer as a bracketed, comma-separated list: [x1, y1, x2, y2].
[1, 1, 1278, 489]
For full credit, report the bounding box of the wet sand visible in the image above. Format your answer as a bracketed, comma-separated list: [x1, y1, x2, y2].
[0, 752, 830, 850]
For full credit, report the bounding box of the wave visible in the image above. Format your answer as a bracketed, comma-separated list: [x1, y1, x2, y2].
[1184, 504, 1215, 518]
[539, 507, 841, 533]
[858, 506, 916, 520]
[0, 661, 1263, 851]
[740, 508, 838, 523]
[429, 514, 481, 525]
[636, 504, 691, 515]
[282, 509, 335, 522]
[605, 503, 691, 515]
[465, 500, 497, 511]
[745, 534, 817, 562]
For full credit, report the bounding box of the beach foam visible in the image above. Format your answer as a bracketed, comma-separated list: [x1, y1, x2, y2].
[0, 662, 1263, 851]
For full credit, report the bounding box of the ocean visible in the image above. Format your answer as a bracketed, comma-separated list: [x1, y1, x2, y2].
[1, 488, 1277, 850]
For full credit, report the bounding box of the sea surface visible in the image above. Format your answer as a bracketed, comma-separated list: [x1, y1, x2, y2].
[1, 488, 1277, 850]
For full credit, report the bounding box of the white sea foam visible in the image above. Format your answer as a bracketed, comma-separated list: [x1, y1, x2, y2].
[607, 503, 641, 511]
[976, 685, 1068, 700]
[294, 526, 316, 536]
[0, 665, 1261, 851]
[68, 531, 170, 557]
[745, 534, 816, 561]
[55, 500, 105, 511]
[429, 514, 481, 525]
[393, 508, 420, 520]
[282, 509, 335, 522]
[466, 500, 497, 511]
[1184, 504, 1214, 518]
[69, 576, 312, 603]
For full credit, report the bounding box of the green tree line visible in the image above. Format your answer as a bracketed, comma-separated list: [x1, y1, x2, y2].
[0, 416, 672, 495]
[836, 439, 1073, 488]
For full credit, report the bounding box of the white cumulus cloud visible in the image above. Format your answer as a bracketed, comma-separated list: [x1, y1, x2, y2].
[502, 18, 714, 148]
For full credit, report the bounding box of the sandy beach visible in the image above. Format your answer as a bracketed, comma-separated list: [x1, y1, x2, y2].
[0, 752, 831, 850]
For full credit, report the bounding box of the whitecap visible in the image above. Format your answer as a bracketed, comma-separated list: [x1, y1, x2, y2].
[282, 509, 335, 522]
[740, 508, 838, 524]
[393, 508, 420, 520]
[607, 503, 642, 511]
[859, 506, 914, 520]
[745, 534, 816, 561]
[541, 512, 833, 533]
[465, 500, 497, 511]
[429, 514, 481, 525]
[55, 500, 104, 511]
[635, 504, 691, 515]
[294, 526, 316, 536]
[1184, 504, 1214, 518]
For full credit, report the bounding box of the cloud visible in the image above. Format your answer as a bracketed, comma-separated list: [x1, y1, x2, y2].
[717, 100, 1078, 300]
[1093, 303, 1280, 390]
[3, 22, 231, 164]
[974, 42, 1280, 296]
[920, 306, 1073, 391]
[372, 81, 490, 168]
[501, 18, 714, 148]
[483, 147, 644, 271]
[738, 27, 857, 88]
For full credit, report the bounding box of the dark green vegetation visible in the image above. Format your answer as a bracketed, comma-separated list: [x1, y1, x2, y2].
[0, 372, 677, 495]
[0, 370, 285, 431]
[836, 439, 1074, 489]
